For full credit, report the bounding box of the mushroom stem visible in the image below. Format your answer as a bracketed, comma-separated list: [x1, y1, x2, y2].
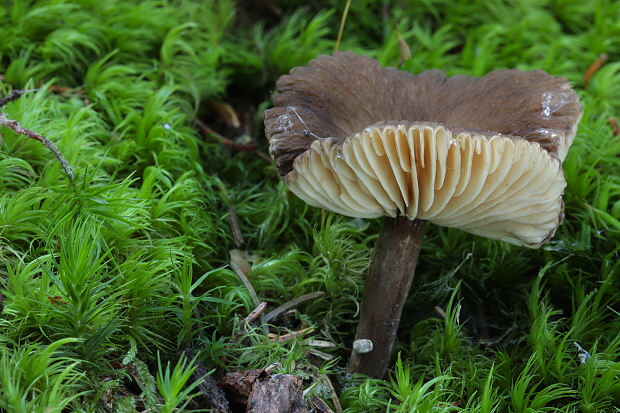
[348, 216, 425, 379]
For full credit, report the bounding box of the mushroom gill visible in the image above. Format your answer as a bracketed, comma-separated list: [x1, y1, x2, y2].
[286, 121, 566, 247]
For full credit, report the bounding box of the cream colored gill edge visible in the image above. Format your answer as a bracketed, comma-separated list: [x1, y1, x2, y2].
[284, 124, 566, 246]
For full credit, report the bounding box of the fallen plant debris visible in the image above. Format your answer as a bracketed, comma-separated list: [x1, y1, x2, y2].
[246, 373, 308, 413]
[230, 259, 269, 336]
[229, 248, 256, 276]
[309, 396, 335, 413]
[0, 88, 38, 106]
[583, 53, 608, 88]
[184, 350, 232, 413]
[269, 327, 315, 343]
[244, 301, 268, 325]
[195, 117, 271, 162]
[220, 369, 267, 407]
[228, 205, 245, 247]
[264, 292, 326, 323]
[0, 94, 75, 184]
[610, 116, 620, 137]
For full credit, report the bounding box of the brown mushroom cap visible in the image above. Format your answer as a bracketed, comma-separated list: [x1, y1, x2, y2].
[264, 52, 583, 247]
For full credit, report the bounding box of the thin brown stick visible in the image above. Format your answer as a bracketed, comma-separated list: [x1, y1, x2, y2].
[264, 291, 326, 322]
[195, 118, 271, 162]
[0, 114, 75, 184]
[334, 0, 352, 52]
[48, 85, 85, 95]
[584, 53, 607, 88]
[273, 327, 314, 343]
[0, 89, 39, 106]
[195, 118, 246, 148]
[244, 301, 267, 324]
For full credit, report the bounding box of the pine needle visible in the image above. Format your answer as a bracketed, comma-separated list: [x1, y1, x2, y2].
[334, 0, 352, 52]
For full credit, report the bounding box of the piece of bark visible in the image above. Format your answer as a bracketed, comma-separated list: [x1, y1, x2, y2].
[246, 374, 308, 413]
[220, 369, 266, 406]
[183, 350, 232, 413]
[195, 374, 232, 413]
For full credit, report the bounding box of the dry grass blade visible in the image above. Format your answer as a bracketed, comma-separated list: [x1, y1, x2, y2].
[609, 116, 620, 137]
[228, 206, 245, 247]
[205, 101, 241, 128]
[322, 374, 342, 413]
[230, 261, 269, 335]
[395, 29, 412, 69]
[334, 0, 352, 52]
[264, 292, 326, 323]
[584, 53, 608, 87]
[306, 348, 334, 361]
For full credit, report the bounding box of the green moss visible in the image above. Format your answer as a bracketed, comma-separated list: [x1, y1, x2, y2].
[1, 0, 620, 411]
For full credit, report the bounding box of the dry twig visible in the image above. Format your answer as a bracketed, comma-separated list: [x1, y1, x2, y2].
[0, 113, 75, 184]
[245, 301, 268, 325]
[195, 118, 271, 162]
[0, 89, 39, 106]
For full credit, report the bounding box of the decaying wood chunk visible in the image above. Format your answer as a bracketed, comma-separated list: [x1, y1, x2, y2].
[195, 372, 233, 413]
[184, 349, 232, 413]
[246, 374, 308, 413]
[220, 369, 266, 406]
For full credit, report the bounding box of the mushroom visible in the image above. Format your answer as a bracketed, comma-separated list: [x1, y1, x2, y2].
[263, 51, 582, 379]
